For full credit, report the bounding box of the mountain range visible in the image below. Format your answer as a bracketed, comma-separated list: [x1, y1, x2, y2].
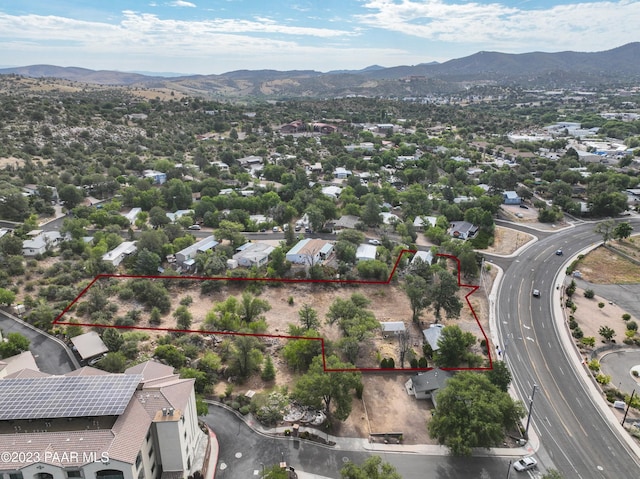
[2, 43, 639, 99]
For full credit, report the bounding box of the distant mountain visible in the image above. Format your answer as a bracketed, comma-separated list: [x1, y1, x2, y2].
[2, 43, 639, 98]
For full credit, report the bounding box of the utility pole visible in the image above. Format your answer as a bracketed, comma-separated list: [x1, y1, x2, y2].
[621, 389, 636, 426]
[524, 384, 538, 440]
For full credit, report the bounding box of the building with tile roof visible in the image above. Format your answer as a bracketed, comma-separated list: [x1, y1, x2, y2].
[0, 360, 205, 479]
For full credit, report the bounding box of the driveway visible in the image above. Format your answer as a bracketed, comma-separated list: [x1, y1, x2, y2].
[0, 310, 78, 374]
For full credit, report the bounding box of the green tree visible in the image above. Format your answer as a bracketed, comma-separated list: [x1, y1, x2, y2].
[180, 367, 209, 394]
[541, 470, 563, 479]
[239, 292, 271, 324]
[427, 270, 463, 323]
[197, 351, 222, 382]
[613, 221, 633, 241]
[0, 288, 16, 306]
[134, 248, 161, 275]
[486, 360, 512, 392]
[282, 330, 322, 372]
[594, 219, 616, 245]
[293, 355, 362, 421]
[361, 195, 382, 227]
[298, 304, 320, 330]
[97, 352, 127, 373]
[102, 328, 124, 352]
[599, 325, 616, 342]
[434, 325, 476, 368]
[428, 372, 526, 456]
[229, 335, 263, 379]
[174, 305, 193, 330]
[341, 456, 402, 479]
[261, 355, 276, 381]
[404, 274, 428, 324]
[149, 206, 171, 228]
[154, 344, 186, 368]
[58, 184, 85, 209]
[0, 332, 30, 358]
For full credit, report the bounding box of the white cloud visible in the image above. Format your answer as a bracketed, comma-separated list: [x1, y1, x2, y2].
[357, 0, 640, 52]
[169, 1, 196, 7]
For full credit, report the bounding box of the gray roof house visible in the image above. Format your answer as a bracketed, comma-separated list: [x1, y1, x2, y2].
[175, 235, 219, 269]
[333, 215, 360, 230]
[422, 323, 445, 351]
[405, 368, 453, 402]
[412, 250, 434, 266]
[380, 322, 406, 337]
[503, 191, 521, 205]
[356, 243, 377, 262]
[448, 221, 479, 240]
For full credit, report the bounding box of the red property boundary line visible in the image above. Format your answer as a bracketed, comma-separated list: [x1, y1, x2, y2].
[53, 251, 493, 372]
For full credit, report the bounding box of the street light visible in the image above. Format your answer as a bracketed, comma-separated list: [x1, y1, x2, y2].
[524, 384, 538, 440]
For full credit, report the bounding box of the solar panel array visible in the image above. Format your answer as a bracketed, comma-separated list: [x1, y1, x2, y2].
[0, 374, 142, 420]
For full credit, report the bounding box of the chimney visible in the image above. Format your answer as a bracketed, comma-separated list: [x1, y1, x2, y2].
[162, 408, 167, 416]
[169, 407, 175, 416]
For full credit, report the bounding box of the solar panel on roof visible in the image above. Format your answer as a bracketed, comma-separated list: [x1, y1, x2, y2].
[0, 374, 141, 420]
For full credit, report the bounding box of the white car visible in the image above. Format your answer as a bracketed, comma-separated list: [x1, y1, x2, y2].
[532, 289, 540, 297]
[188, 224, 201, 230]
[368, 239, 382, 245]
[513, 456, 537, 472]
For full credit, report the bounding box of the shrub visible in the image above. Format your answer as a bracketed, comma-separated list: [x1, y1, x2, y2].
[587, 359, 600, 372]
[410, 358, 418, 368]
[595, 373, 611, 385]
[627, 321, 638, 331]
[583, 289, 595, 299]
[569, 319, 578, 330]
[581, 336, 596, 347]
[598, 302, 605, 309]
[418, 357, 428, 368]
[239, 405, 251, 415]
[355, 382, 364, 400]
[288, 296, 294, 305]
[622, 313, 631, 321]
[572, 327, 583, 339]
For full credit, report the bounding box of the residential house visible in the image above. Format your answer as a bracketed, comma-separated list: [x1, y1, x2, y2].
[102, 241, 137, 267]
[334, 167, 352, 179]
[312, 122, 337, 134]
[448, 221, 479, 240]
[405, 368, 453, 402]
[286, 238, 334, 266]
[422, 323, 445, 351]
[380, 322, 406, 337]
[280, 120, 306, 134]
[175, 236, 219, 270]
[233, 242, 275, 268]
[321, 185, 342, 198]
[503, 191, 521, 205]
[166, 209, 195, 223]
[381, 212, 401, 225]
[333, 215, 360, 231]
[123, 207, 142, 225]
[356, 244, 377, 262]
[413, 216, 437, 232]
[22, 230, 62, 256]
[0, 351, 38, 379]
[143, 169, 167, 185]
[412, 250, 434, 266]
[0, 360, 205, 479]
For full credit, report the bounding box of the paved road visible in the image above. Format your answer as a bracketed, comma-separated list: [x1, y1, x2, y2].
[0, 310, 78, 374]
[202, 405, 514, 479]
[599, 349, 640, 399]
[495, 219, 640, 478]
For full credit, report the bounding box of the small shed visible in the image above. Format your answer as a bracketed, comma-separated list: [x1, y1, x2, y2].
[503, 191, 521, 205]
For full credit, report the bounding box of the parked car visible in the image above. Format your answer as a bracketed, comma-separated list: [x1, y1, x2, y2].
[368, 239, 382, 245]
[532, 289, 540, 297]
[513, 457, 537, 472]
[519, 204, 529, 209]
[555, 249, 563, 256]
[272, 226, 279, 232]
[188, 224, 201, 230]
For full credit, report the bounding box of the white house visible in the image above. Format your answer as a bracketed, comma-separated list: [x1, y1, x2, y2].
[413, 216, 437, 231]
[0, 360, 205, 479]
[412, 250, 434, 266]
[286, 238, 334, 266]
[334, 167, 352, 179]
[143, 169, 167, 185]
[124, 207, 142, 225]
[233, 242, 275, 268]
[22, 230, 62, 256]
[102, 241, 137, 267]
[356, 243, 377, 262]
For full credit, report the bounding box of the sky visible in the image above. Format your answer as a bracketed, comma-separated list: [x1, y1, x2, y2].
[0, 0, 639, 75]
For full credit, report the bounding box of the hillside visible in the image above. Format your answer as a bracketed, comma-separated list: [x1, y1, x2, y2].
[1, 43, 639, 99]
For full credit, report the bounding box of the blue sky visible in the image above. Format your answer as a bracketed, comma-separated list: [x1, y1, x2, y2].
[0, 1, 639, 75]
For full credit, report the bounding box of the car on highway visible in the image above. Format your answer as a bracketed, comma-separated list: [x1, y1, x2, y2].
[513, 456, 537, 472]
[532, 289, 540, 297]
[555, 249, 563, 256]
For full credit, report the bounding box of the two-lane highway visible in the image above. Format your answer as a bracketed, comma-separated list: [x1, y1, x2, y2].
[495, 219, 640, 478]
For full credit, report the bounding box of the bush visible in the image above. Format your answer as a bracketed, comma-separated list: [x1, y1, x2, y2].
[627, 321, 638, 331]
[595, 373, 611, 385]
[622, 313, 631, 321]
[410, 358, 419, 368]
[587, 359, 600, 372]
[569, 319, 578, 330]
[572, 327, 583, 339]
[581, 336, 596, 347]
[239, 405, 251, 415]
[583, 289, 595, 299]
